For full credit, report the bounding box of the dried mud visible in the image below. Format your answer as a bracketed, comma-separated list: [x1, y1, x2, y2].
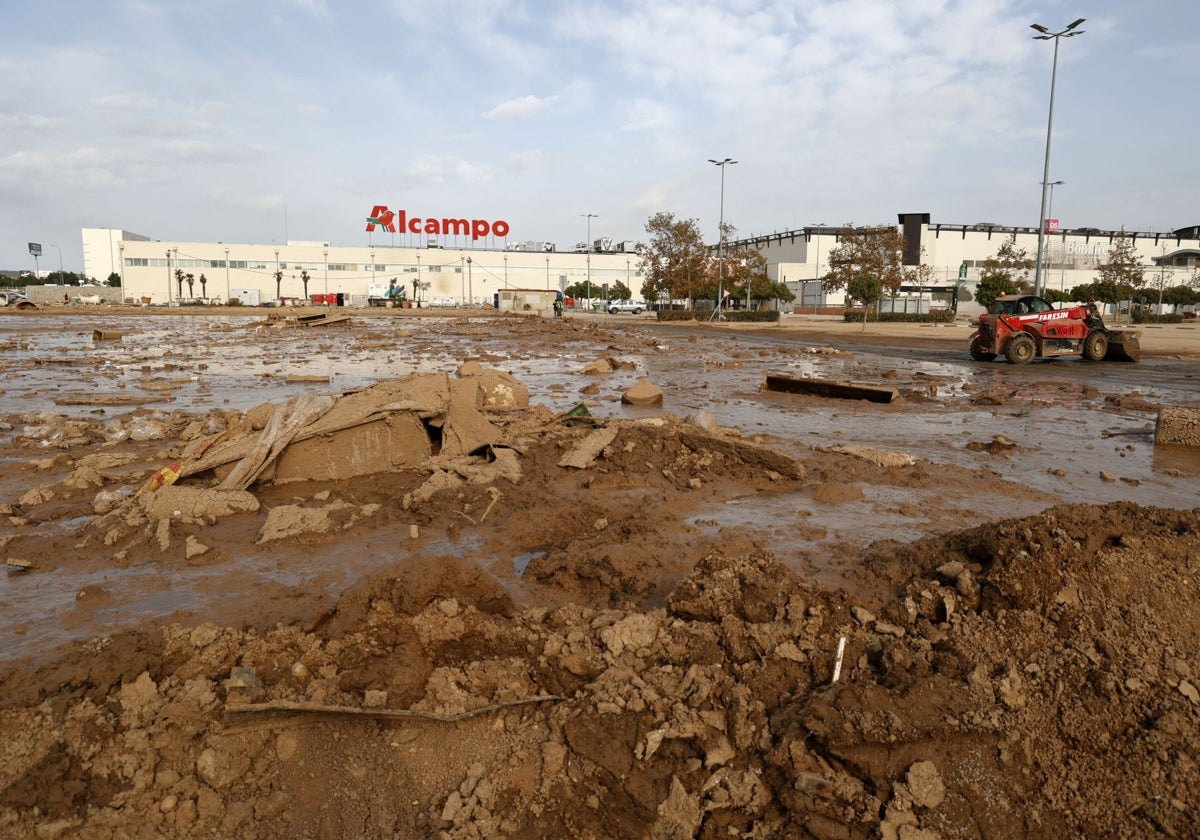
[0, 310, 1198, 839]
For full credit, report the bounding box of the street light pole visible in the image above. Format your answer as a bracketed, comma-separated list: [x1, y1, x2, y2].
[1043, 180, 1063, 290]
[708, 158, 737, 320]
[582, 213, 597, 317]
[225, 247, 231, 303]
[1031, 18, 1085, 297]
[46, 243, 64, 283]
[467, 257, 473, 306]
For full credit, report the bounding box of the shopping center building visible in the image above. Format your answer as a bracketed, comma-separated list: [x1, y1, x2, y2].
[83, 208, 1200, 312]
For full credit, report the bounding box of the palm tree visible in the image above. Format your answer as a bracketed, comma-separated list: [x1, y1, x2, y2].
[300, 270, 310, 301]
[185, 273, 195, 299]
[274, 269, 283, 301]
[199, 273, 207, 299]
[174, 268, 184, 298]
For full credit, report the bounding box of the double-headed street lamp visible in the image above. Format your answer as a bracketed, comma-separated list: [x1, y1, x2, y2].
[1031, 17, 1085, 297]
[708, 158, 737, 319]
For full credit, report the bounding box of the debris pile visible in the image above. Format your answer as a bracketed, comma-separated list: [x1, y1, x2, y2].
[0, 503, 1196, 838]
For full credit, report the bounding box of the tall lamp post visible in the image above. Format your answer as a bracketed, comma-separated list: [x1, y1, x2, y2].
[582, 213, 597, 316]
[1031, 18, 1085, 297]
[708, 157, 737, 319]
[466, 257, 473, 306]
[224, 247, 231, 303]
[1043, 180, 1063, 290]
[46, 243, 64, 283]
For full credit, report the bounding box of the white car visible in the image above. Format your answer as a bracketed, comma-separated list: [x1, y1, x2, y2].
[607, 300, 646, 315]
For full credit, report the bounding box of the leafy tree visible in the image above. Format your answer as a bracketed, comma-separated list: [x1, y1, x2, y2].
[175, 268, 185, 298]
[564, 281, 596, 300]
[1097, 234, 1144, 314]
[1069, 279, 1121, 309]
[975, 235, 1033, 311]
[300, 270, 310, 300]
[199, 273, 208, 298]
[106, 272, 121, 288]
[721, 239, 779, 309]
[1042, 288, 1072, 304]
[1163, 285, 1199, 308]
[1099, 232, 1142, 295]
[606, 280, 632, 301]
[640, 212, 709, 305]
[769, 280, 796, 306]
[822, 225, 923, 329]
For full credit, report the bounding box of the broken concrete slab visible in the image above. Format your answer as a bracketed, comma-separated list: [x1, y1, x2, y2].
[559, 427, 619, 469]
[139, 486, 261, 524]
[218, 393, 336, 490]
[271, 413, 432, 483]
[461, 367, 530, 412]
[828, 444, 917, 468]
[442, 378, 503, 457]
[762, 373, 898, 404]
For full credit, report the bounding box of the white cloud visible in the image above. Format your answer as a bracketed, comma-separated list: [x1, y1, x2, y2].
[291, 0, 332, 18]
[621, 99, 673, 133]
[484, 94, 558, 120]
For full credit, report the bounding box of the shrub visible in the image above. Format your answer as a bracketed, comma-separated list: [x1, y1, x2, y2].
[1130, 311, 1183, 324]
[654, 310, 781, 323]
[842, 310, 956, 323]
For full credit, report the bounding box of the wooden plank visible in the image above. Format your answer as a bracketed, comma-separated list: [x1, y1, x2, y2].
[762, 373, 898, 404]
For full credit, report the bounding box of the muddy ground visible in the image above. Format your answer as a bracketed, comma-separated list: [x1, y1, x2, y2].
[0, 309, 1198, 839]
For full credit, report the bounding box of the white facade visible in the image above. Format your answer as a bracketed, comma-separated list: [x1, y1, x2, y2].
[87, 212, 1200, 311]
[740, 214, 1200, 313]
[91, 231, 646, 306]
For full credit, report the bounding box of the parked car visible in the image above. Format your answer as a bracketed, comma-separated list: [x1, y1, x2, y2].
[607, 300, 646, 315]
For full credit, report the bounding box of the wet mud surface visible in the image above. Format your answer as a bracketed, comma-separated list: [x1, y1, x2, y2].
[0, 310, 1198, 838]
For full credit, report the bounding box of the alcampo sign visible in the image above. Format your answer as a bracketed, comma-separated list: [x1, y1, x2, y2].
[365, 205, 510, 241]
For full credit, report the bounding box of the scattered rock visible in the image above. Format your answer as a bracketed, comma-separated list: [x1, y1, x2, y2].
[621, 378, 663, 407]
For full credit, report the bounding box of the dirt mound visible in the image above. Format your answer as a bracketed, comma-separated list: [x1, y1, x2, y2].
[0, 501, 1196, 838]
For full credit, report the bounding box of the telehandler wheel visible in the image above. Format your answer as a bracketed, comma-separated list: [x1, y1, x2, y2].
[969, 333, 997, 362]
[1082, 330, 1109, 361]
[1004, 333, 1036, 365]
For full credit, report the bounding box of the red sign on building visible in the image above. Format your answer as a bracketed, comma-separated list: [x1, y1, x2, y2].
[1045, 218, 1060, 233]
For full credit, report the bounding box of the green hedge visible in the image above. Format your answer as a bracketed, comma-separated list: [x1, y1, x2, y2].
[656, 309, 781, 323]
[842, 310, 956, 323]
[1130, 312, 1184, 324]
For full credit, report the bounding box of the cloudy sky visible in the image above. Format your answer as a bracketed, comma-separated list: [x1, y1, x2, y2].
[2, 0, 1196, 273]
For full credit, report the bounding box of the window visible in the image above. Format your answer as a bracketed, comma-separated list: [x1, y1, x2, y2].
[327, 264, 355, 271]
